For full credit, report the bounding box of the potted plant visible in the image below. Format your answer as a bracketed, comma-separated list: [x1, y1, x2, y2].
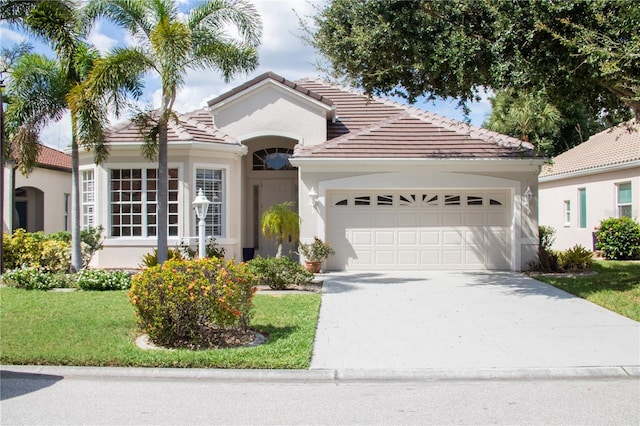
[299, 237, 335, 273]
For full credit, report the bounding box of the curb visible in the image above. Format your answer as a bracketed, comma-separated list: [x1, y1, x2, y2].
[2, 365, 638, 382]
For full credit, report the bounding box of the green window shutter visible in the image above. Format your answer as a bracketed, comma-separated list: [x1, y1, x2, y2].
[579, 188, 587, 228]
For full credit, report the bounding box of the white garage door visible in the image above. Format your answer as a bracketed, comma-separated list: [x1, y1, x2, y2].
[326, 190, 512, 271]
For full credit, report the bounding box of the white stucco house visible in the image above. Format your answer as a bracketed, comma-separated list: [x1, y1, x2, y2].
[83, 72, 543, 271]
[539, 121, 639, 251]
[3, 144, 72, 234]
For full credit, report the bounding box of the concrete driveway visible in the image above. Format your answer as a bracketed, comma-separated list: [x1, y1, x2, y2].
[310, 271, 640, 370]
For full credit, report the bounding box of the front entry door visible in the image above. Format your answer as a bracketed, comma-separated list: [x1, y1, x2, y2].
[254, 178, 297, 258]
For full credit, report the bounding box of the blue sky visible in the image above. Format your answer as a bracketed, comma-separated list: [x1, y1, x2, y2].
[1, 0, 492, 151]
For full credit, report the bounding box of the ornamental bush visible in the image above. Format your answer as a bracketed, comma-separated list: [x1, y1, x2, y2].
[557, 245, 593, 271]
[595, 217, 640, 260]
[247, 256, 313, 290]
[129, 258, 256, 349]
[2, 227, 104, 272]
[75, 269, 131, 291]
[2, 267, 72, 290]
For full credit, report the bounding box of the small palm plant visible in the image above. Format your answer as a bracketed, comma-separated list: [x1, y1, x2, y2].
[261, 202, 300, 258]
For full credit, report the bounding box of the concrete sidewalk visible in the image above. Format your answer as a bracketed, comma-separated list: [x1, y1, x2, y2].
[310, 271, 640, 371]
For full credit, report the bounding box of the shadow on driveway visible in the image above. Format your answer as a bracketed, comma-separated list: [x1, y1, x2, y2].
[464, 271, 577, 300]
[1, 370, 63, 401]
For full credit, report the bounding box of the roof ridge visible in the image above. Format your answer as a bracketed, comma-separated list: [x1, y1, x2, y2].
[299, 77, 534, 153]
[295, 111, 410, 156]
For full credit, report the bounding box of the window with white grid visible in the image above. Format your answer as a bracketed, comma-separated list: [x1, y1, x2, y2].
[617, 182, 632, 218]
[195, 168, 224, 237]
[81, 170, 95, 229]
[110, 168, 179, 237]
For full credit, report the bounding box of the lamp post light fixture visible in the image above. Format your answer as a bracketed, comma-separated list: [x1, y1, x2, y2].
[192, 188, 211, 258]
[308, 187, 318, 208]
[523, 186, 533, 209]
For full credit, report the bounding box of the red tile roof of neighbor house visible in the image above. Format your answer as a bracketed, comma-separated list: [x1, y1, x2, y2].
[103, 72, 535, 159]
[104, 108, 237, 145]
[539, 120, 640, 178]
[24, 144, 71, 172]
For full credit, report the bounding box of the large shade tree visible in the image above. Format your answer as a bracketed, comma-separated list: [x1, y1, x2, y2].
[85, 0, 262, 264]
[311, 0, 639, 149]
[2, 0, 143, 271]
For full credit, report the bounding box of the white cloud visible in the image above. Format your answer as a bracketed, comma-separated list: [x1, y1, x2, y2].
[87, 22, 118, 53]
[0, 25, 27, 45]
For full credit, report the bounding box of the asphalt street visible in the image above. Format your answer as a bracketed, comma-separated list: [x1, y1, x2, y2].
[2, 368, 639, 425]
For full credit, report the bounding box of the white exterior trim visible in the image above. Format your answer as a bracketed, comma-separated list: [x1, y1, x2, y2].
[540, 160, 640, 183]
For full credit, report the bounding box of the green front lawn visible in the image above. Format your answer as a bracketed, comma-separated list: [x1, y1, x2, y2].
[0, 289, 321, 368]
[535, 260, 640, 321]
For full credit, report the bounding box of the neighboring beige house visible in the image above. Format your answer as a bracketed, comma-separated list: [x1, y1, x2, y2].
[539, 121, 640, 251]
[83, 72, 544, 271]
[3, 145, 72, 234]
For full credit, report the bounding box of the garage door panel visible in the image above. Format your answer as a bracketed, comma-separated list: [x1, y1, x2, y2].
[465, 212, 485, 226]
[443, 250, 464, 265]
[375, 230, 395, 245]
[398, 251, 419, 265]
[466, 229, 484, 245]
[465, 249, 484, 265]
[420, 212, 440, 226]
[375, 250, 396, 265]
[443, 230, 463, 245]
[375, 213, 396, 227]
[443, 212, 463, 226]
[398, 212, 418, 226]
[327, 190, 511, 271]
[398, 231, 418, 245]
[421, 231, 440, 245]
[420, 250, 440, 264]
[352, 230, 373, 245]
[488, 212, 508, 226]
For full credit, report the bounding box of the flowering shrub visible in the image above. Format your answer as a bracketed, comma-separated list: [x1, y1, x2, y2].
[129, 258, 257, 348]
[248, 256, 313, 290]
[2, 267, 71, 290]
[40, 240, 73, 273]
[595, 217, 640, 260]
[2, 227, 104, 272]
[75, 269, 131, 291]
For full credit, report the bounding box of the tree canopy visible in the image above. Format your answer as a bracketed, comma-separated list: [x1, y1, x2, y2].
[2, 0, 142, 270]
[311, 0, 639, 133]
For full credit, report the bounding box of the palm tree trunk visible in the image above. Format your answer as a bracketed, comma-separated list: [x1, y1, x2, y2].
[70, 128, 82, 272]
[156, 120, 168, 265]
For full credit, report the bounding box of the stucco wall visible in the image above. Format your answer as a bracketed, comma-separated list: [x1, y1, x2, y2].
[539, 166, 640, 251]
[212, 84, 328, 146]
[83, 143, 245, 269]
[3, 165, 71, 234]
[294, 160, 541, 271]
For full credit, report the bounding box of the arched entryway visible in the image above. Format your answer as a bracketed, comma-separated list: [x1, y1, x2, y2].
[14, 186, 45, 232]
[243, 135, 298, 258]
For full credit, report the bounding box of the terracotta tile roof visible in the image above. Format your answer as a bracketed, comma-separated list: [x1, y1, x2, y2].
[104, 108, 237, 145]
[539, 120, 640, 178]
[293, 78, 534, 159]
[13, 144, 71, 172]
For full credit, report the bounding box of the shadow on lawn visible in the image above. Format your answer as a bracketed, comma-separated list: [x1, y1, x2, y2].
[1, 370, 63, 401]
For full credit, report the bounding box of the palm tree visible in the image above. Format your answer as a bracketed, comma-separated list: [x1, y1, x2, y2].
[261, 202, 300, 258]
[85, 0, 262, 264]
[484, 89, 562, 156]
[2, 0, 142, 271]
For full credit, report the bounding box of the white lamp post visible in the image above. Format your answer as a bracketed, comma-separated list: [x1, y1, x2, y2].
[192, 188, 211, 258]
